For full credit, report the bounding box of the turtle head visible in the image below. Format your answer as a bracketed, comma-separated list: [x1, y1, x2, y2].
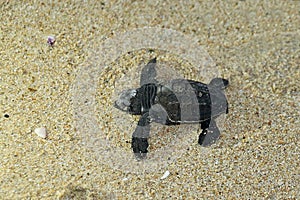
[114, 89, 138, 113]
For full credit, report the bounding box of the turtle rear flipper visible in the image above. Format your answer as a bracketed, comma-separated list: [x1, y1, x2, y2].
[140, 58, 158, 85]
[209, 78, 229, 89]
[198, 119, 220, 146]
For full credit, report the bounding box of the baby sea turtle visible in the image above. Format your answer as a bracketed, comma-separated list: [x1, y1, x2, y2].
[115, 58, 229, 159]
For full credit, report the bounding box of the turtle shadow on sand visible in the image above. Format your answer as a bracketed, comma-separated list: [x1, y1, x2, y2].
[115, 58, 229, 160]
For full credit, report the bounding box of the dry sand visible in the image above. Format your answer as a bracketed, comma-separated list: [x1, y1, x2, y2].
[0, 0, 299, 199]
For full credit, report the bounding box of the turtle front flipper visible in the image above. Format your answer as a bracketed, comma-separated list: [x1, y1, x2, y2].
[132, 113, 151, 160]
[198, 119, 220, 146]
[140, 58, 158, 86]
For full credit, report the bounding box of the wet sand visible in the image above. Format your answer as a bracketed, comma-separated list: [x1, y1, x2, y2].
[0, 1, 299, 199]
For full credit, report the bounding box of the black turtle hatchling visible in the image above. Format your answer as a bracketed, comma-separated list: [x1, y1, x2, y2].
[115, 58, 229, 159]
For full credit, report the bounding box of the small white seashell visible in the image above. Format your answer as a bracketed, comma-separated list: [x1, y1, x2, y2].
[122, 177, 128, 181]
[160, 170, 170, 180]
[34, 127, 47, 138]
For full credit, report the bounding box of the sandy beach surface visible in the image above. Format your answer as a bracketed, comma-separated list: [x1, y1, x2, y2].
[0, 0, 299, 199]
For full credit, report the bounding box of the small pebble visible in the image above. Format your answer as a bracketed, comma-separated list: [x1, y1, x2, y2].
[34, 127, 47, 138]
[47, 36, 55, 46]
[160, 170, 170, 180]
